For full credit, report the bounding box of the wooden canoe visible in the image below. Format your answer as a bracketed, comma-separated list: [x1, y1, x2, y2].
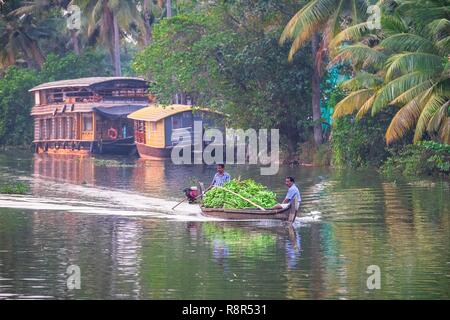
[200, 197, 299, 223]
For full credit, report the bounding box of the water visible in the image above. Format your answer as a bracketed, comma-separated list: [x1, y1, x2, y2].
[0, 150, 448, 299]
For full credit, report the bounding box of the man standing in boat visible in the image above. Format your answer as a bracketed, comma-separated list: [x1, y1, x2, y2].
[272, 176, 301, 210]
[210, 164, 231, 187]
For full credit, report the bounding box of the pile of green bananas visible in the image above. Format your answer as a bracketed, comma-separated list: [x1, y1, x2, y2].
[203, 179, 278, 209]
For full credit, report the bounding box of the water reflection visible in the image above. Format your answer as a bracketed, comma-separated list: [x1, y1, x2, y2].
[0, 151, 449, 299]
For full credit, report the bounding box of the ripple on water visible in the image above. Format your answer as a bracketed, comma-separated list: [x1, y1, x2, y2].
[0, 155, 449, 299]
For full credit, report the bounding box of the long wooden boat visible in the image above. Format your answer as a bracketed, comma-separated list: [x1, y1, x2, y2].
[200, 198, 299, 223]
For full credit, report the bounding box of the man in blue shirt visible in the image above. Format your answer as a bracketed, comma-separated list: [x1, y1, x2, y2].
[210, 164, 231, 187]
[272, 176, 301, 210]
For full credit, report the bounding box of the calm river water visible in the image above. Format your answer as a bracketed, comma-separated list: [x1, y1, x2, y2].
[0, 150, 448, 299]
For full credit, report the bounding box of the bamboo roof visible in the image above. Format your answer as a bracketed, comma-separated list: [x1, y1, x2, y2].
[127, 104, 218, 122]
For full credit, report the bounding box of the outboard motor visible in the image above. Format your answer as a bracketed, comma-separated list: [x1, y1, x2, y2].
[183, 186, 199, 204]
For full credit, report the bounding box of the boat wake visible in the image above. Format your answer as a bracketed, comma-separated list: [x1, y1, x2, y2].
[0, 175, 321, 223]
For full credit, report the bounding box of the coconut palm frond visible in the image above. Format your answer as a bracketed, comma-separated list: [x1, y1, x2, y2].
[438, 117, 450, 144]
[287, 20, 323, 62]
[356, 94, 376, 119]
[329, 22, 371, 51]
[279, 0, 322, 44]
[397, 0, 449, 24]
[426, 18, 450, 41]
[372, 71, 434, 114]
[333, 89, 374, 118]
[385, 52, 444, 81]
[331, 43, 386, 69]
[339, 72, 383, 90]
[414, 94, 447, 142]
[385, 95, 424, 144]
[380, 33, 438, 54]
[391, 80, 435, 105]
[380, 13, 408, 36]
[436, 36, 450, 53]
[280, 0, 339, 61]
[427, 100, 450, 133]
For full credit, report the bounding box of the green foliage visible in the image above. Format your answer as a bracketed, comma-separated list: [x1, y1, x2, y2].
[314, 143, 332, 166]
[380, 141, 450, 177]
[331, 0, 450, 144]
[0, 51, 111, 146]
[40, 51, 113, 82]
[0, 67, 39, 145]
[0, 182, 29, 194]
[133, 4, 314, 154]
[133, 13, 231, 104]
[203, 179, 278, 209]
[331, 111, 394, 168]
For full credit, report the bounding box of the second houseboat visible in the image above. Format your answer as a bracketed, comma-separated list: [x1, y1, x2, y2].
[128, 104, 223, 159]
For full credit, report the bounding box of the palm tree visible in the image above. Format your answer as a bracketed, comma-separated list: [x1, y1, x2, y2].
[73, 0, 144, 76]
[8, 0, 81, 55]
[142, 0, 164, 45]
[280, 0, 369, 145]
[331, 0, 450, 144]
[0, 11, 48, 69]
[166, 0, 172, 18]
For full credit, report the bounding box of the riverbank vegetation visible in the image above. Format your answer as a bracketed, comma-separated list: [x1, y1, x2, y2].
[0, 182, 29, 194]
[0, 0, 448, 177]
[381, 141, 450, 177]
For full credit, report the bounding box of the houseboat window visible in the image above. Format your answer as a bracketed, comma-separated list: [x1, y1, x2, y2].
[45, 118, 52, 140]
[147, 124, 151, 142]
[61, 118, 67, 139]
[68, 117, 74, 139]
[39, 119, 44, 140]
[172, 114, 183, 129]
[134, 120, 146, 144]
[55, 118, 61, 139]
[182, 112, 193, 128]
[83, 114, 93, 131]
[35, 92, 40, 105]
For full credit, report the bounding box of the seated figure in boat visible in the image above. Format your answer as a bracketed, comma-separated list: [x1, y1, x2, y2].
[272, 176, 301, 210]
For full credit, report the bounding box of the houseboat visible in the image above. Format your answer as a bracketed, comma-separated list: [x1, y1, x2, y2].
[30, 77, 151, 155]
[127, 104, 223, 159]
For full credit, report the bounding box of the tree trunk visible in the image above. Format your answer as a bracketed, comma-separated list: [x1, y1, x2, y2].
[311, 33, 323, 145]
[143, 0, 152, 45]
[166, 0, 172, 18]
[71, 30, 80, 55]
[112, 13, 121, 76]
[28, 39, 45, 69]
